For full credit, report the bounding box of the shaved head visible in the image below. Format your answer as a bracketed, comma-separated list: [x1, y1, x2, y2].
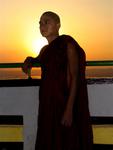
[41, 11, 60, 24]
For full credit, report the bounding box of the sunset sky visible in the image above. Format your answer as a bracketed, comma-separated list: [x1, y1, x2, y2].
[0, 0, 113, 62]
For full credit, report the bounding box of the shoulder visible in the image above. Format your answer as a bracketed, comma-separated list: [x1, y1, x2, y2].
[60, 34, 75, 41]
[59, 34, 80, 47]
[60, 35, 85, 57]
[59, 35, 80, 47]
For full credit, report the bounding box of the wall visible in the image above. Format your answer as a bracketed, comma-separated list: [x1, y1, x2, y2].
[0, 81, 113, 150]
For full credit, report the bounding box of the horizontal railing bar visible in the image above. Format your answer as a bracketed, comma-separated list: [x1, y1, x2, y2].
[0, 63, 40, 68]
[0, 63, 23, 68]
[86, 60, 113, 66]
[0, 60, 113, 68]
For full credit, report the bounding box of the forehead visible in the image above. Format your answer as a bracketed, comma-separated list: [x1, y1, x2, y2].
[40, 14, 55, 22]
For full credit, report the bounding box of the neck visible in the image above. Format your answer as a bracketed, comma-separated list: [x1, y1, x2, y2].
[46, 34, 59, 44]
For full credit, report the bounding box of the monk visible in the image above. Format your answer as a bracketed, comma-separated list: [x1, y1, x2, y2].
[22, 11, 93, 150]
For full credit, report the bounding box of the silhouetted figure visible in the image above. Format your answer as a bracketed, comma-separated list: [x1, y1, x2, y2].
[22, 11, 93, 150]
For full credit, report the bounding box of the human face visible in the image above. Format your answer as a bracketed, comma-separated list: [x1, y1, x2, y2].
[39, 15, 60, 39]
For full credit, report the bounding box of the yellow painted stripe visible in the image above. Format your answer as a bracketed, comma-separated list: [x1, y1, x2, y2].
[0, 125, 23, 142]
[93, 125, 113, 144]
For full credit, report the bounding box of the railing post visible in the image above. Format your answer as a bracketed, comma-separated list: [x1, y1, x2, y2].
[27, 68, 32, 79]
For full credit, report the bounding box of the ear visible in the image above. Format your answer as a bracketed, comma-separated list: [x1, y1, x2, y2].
[57, 23, 61, 29]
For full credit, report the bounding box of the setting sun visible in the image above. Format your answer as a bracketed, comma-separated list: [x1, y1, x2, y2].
[0, 0, 112, 62]
[32, 38, 48, 55]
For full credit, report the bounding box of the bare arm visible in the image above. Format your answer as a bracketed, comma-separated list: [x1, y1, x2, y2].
[61, 42, 79, 127]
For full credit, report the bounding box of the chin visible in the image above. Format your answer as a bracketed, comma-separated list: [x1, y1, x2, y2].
[41, 33, 48, 38]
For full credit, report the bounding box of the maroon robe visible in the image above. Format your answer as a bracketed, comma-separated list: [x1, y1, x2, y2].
[35, 35, 93, 150]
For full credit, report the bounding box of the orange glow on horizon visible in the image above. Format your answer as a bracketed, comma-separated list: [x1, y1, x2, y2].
[0, 0, 113, 62]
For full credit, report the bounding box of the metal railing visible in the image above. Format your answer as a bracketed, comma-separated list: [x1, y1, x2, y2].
[0, 60, 113, 68]
[0, 60, 113, 79]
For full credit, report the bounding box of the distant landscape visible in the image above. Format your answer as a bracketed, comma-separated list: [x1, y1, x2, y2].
[0, 66, 113, 80]
[86, 66, 113, 78]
